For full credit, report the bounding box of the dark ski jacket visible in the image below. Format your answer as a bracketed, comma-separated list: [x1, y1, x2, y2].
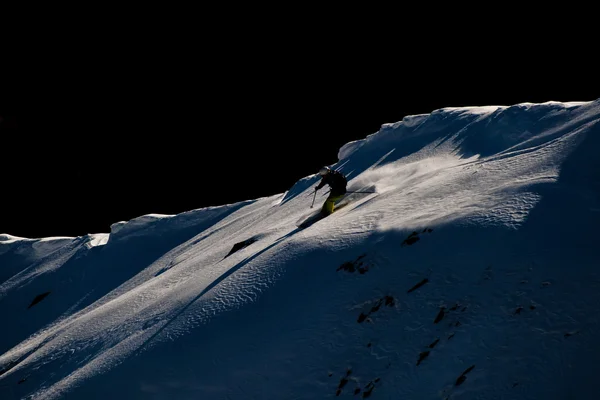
[316, 170, 347, 196]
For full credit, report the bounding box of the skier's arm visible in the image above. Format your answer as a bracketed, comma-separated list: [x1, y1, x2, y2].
[315, 178, 326, 190]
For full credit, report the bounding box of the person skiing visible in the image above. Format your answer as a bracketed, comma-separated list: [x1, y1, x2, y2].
[315, 166, 347, 215]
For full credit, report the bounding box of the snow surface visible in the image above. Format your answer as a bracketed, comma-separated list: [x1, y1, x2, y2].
[1, 99, 599, 399]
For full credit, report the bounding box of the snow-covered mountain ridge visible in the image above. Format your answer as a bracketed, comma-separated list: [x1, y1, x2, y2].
[1, 100, 599, 399]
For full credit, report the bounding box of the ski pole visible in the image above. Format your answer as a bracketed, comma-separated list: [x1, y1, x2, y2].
[310, 189, 317, 208]
[346, 190, 376, 194]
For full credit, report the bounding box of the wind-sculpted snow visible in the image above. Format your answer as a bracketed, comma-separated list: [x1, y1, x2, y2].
[0, 236, 74, 284]
[1, 100, 599, 400]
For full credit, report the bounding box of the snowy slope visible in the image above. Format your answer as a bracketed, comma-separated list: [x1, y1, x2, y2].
[1, 100, 599, 400]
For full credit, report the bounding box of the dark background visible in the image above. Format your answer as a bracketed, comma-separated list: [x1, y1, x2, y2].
[1, 19, 597, 238]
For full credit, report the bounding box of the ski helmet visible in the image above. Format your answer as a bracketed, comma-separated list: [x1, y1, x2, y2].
[319, 166, 331, 176]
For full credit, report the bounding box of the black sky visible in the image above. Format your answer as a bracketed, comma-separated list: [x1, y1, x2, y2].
[1, 24, 597, 238]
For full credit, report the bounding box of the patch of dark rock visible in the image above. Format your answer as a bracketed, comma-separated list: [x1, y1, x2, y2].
[401, 235, 420, 247]
[428, 338, 440, 349]
[417, 351, 430, 366]
[462, 365, 475, 375]
[337, 254, 370, 274]
[358, 262, 369, 275]
[564, 330, 580, 338]
[434, 307, 446, 324]
[455, 365, 475, 386]
[354, 388, 361, 395]
[336, 378, 348, 396]
[407, 278, 429, 293]
[358, 296, 395, 323]
[362, 381, 375, 398]
[370, 300, 383, 313]
[402, 236, 421, 246]
[384, 295, 395, 306]
[28, 292, 51, 309]
[335, 369, 352, 396]
[529, 305, 536, 310]
[338, 261, 356, 273]
[224, 237, 259, 258]
[514, 306, 523, 315]
[402, 228, 432, 247]
[448, 333, 455, 340]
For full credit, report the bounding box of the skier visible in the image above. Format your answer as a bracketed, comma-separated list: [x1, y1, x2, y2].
[315, 166, 347, 215]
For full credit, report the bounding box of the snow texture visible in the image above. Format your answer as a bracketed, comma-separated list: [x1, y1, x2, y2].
[1, 99, 599, 399]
